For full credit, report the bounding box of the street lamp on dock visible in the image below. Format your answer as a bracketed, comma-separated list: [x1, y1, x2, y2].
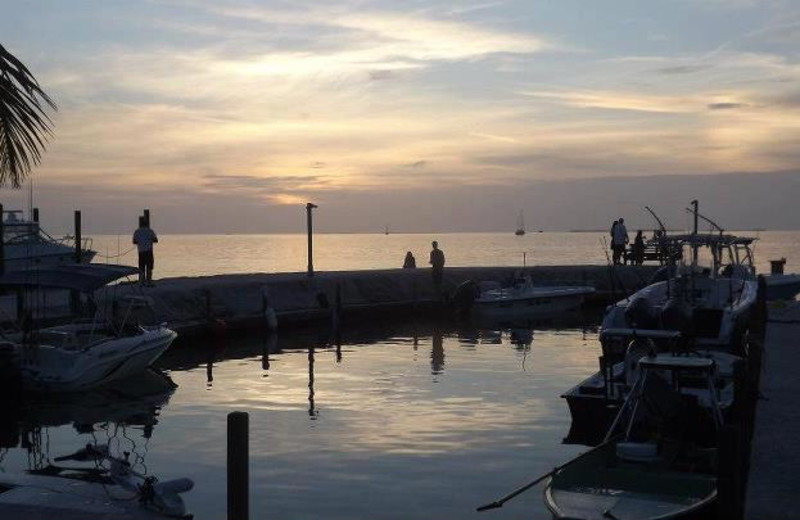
[306, 202, 318, 277]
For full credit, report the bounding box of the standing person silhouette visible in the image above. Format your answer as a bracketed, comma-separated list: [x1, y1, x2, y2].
[133, 216, 159, 286]
[612, 218, 628, 265]
[429, 241, 445, 294]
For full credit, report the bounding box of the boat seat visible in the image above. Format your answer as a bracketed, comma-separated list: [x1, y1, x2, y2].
[616, 442, 660, 463]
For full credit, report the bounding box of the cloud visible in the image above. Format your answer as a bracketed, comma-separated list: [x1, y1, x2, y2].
[404, 160, 427, 168]
[654, 64, 714, 75]
[707, 102, 747, 110]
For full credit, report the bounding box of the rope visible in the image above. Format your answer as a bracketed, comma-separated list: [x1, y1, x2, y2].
[95, 245, 137, 260]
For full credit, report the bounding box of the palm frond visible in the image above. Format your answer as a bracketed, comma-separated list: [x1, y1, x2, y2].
[0, 43, 57, 188]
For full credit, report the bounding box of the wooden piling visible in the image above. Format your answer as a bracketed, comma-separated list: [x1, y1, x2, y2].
[227, 411, 249, 520]
[143, 208, 151, 227]
[74, 210, 82, 263]
[32, 207, 39, 223]
[717, 424, 744, 520]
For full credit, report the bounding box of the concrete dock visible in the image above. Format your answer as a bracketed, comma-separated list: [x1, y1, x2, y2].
[746, 302, 800, 520]
[99, 265, 657, 336]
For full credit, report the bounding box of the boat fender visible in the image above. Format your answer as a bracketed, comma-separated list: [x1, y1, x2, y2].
[453, 280, 479, 311]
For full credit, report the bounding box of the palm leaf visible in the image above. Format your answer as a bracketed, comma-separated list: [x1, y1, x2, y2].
[0, 43, 57, 188]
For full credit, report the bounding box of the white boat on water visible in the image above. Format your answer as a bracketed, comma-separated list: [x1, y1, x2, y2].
[473, 275, 595, 317]
[0, 264, 176, 392]
[2, 210, 96, 271]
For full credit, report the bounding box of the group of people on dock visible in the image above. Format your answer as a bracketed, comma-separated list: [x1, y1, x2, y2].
[402, 241, 446, 291]
[610, 218, 646, 266]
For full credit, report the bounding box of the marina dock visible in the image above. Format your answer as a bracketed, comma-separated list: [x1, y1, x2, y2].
[746, 301, 800, 520]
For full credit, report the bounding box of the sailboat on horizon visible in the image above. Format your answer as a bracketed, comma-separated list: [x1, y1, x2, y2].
[515, 210, 525, 236]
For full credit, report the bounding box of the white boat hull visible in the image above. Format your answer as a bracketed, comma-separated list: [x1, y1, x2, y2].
[18, 326, 177, 392]
[474, 286, 595, 317]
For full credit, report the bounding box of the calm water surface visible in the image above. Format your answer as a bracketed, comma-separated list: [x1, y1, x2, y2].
[91, 231, 800, 279]
[0, 317, 601, 519]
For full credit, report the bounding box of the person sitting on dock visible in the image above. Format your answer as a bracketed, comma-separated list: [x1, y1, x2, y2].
[403, 251, 416, 268]
[133, 216, 158, 286]
[429, 241, 445, 293]
[631, 230, 645, 265]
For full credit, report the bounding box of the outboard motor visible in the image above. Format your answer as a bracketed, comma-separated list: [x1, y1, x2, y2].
[453, 280, 479, 316]
[624, 297, 659, 329]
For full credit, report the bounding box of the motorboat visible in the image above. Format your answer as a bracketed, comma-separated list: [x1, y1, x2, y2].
[0, 443, 193, 518]
[0, 264, 177, 392]
[562, 223, 756, 444]
[546, 354, 722, 520]
[1, 209, 96, 271]
[472, 275, 595, 318]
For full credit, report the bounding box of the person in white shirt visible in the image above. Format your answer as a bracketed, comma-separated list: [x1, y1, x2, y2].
[612, 217, 629, 265]
[133, 216, 159, 286]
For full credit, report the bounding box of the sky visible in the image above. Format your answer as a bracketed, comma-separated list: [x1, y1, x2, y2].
[1, 0, 800, 233]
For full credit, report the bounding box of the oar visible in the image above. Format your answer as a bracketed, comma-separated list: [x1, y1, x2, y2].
[475, 435, 621, 512]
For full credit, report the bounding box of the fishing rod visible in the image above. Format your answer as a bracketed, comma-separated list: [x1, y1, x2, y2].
[684, 206, 724, 234]
[475, 433, 623, 512]
[644, 206, 666, 234]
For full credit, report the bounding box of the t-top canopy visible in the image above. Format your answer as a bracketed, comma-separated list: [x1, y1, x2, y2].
[0, 264, 138, 292]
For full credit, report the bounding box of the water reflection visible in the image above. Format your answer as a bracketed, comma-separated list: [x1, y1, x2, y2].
[0, 370, 175, 476]
[0, 316, 604, 520]
[431, 329, 445, 377]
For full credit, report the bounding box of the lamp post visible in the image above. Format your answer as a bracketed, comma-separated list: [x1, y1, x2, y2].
[306, 202, 318, 277]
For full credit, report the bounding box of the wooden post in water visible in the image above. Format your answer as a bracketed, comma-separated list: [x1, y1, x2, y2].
[74, 210, 82, 263]
[306, 202, 317, 278]
[143, 208, 151, 228]
[227, 411, 249, 520]
[717, 424, 744, 520]
[32, 207, 39, 223]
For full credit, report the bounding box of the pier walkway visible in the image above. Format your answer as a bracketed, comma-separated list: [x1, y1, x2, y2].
[108, 265, 656, 336]
[746, 302, 800, 520]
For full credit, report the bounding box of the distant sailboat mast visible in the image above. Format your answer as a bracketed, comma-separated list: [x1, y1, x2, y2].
[515, 210, 525, 236]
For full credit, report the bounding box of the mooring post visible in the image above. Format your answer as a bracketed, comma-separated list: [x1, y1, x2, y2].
[70, 210, 83, 314]
[74, 210, 82, 263]
[32, 207, 39, 223]
[306, 202, 317, 277]
[143, 208, 151, 228]
[0, 203, 5, 276]
[227, 411, 249, 520]
[717, 424, 744, 520]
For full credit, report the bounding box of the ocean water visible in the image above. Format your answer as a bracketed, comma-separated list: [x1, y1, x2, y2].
[90, 231, 800, 279]
[0, 318, 600, 520]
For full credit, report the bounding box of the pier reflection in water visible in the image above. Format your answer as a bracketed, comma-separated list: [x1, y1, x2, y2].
[0, 314, 601, 519]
